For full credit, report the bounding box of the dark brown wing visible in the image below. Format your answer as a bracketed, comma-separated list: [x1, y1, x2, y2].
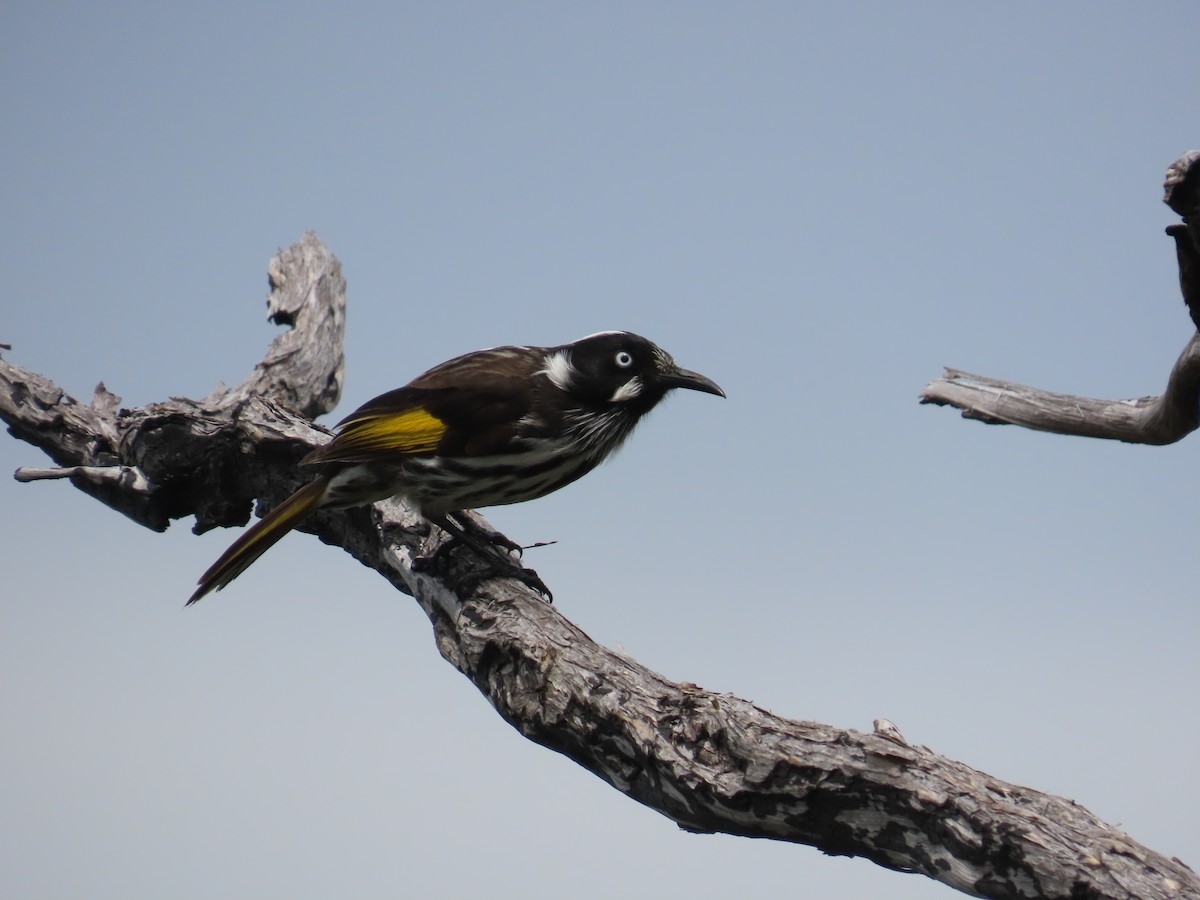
[303, 345, 546, 465]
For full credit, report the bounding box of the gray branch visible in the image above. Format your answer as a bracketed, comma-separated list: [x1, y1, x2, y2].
[3, 234, 1196, 900]
[921, 151, 1200, 444]
[920, 333, 1200, 444]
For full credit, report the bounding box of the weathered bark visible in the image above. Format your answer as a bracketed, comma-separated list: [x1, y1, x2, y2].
[3, 233, 1197, 900]
[919, 333, 1200, 444]
[1165, 149, 1200, 332]
[921, 151, 1200, 443]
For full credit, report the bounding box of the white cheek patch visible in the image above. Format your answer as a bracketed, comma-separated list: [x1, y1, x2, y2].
[540, 350, 577, 392]
[609, 376, 643, 403]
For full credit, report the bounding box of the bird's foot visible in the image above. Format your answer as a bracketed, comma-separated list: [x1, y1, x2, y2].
[480, 559, 553, 602]
[414, 546, 554, 602]
[462, 518, 526, 558]
[416, 514, 554, 602]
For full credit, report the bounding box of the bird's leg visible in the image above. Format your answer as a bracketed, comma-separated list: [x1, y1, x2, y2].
[420, 512, 553, 602]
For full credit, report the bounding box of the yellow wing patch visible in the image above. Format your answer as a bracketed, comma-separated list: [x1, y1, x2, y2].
[334, 406, 448, 456]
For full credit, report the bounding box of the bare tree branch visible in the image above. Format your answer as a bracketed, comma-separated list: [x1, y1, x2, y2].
[4, 235, 1197, 900]
[920, 333, 1200, 444]
[921, 151, 1200, 443]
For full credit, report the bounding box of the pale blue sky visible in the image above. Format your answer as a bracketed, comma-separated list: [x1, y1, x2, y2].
[3, 4, 1198, 898]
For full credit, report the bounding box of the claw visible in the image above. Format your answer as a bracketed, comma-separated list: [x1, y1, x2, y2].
[505, 564, 553, 602]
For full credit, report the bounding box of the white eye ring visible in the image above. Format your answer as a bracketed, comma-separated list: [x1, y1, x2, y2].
[615, 351, 634, 368]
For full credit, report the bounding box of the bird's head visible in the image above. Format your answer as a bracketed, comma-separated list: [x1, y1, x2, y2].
[541, 331, 725, 413]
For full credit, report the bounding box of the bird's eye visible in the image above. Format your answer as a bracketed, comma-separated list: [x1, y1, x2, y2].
[615, 351, 634, 368]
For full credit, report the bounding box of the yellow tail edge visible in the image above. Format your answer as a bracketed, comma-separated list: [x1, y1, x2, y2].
[187, 479, 327, 605]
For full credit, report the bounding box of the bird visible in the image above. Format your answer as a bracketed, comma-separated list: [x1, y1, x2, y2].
[188, 331, 724, 604]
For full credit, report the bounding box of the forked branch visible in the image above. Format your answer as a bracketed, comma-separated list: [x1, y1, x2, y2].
[921, 151, 1200, 444]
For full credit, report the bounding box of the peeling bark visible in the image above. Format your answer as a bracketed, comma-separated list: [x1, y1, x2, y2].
[3, 233, 1197, 900]
[922, 151, 1200, 443]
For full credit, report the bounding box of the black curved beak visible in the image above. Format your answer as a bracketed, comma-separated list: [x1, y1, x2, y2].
[659, 367, 726, 398]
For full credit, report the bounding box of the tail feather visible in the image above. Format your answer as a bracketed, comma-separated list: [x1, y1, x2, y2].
[187, 478, 328, 605]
